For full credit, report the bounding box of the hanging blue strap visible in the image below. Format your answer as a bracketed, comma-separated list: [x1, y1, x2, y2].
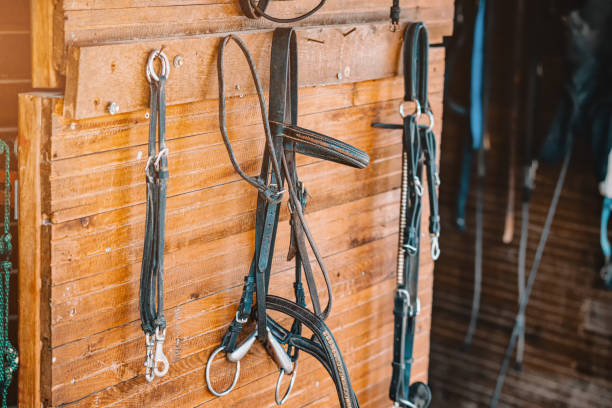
[470, 0, 486, 150]
[600, 197, 612, 259]
[456, 0, 487, 229]
[600, 197, 612, 289]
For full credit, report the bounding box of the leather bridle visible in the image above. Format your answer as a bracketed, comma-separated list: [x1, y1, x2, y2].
[372, 22, 439, 408]
[239, 0, 327, 23]
[140, 49, 171, 383]
[205, 28, 368, 407]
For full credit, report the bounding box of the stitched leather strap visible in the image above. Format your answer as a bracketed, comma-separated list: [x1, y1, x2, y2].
[266, 296, 360, 408]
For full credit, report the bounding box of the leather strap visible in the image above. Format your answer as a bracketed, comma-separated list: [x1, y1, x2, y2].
[140, 76, 168, 335]
[239, 0, 326, 23]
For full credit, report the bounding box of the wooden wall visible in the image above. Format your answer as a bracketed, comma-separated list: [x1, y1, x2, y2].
[429, 1, 612, 406]
[18, 1, 454, 407]
[3, 1, 33, 406]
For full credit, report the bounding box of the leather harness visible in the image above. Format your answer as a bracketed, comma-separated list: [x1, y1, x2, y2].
[206, 28, 368, 407]
[140, 50, 171, 382]
[239, 0, 327, 23]
[372, 22, 438, 408]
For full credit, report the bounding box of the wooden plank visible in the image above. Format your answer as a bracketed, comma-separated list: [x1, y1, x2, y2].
[54, 0, 453, 73]
[31, 0, 63, 88]
[17, 92, 59, 408]
[64, 21, 438, 119]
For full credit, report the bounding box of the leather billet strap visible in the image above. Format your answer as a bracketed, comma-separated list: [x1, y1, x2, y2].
[239, 0, 326, 23]
[212, 28, 367, 407]
[371, 22, 435, 408]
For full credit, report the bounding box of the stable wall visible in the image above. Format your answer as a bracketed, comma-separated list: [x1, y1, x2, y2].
[18, 1, 453, 407]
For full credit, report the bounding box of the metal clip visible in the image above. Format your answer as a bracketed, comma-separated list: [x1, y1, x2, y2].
[153, 327, 169, 378]
[413, 177, 424, 197]
[275, 360, 298, 405]
[430, 234, 440, 261]
[434, 172, 441, 187]
[144, 333, 155, 382]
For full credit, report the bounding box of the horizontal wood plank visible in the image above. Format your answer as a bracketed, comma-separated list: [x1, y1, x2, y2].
[64, 22, 446, 119]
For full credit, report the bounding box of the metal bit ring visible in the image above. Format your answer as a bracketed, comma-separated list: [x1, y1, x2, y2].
[205, 346, 240, 397]
[275, 361, 298, 405]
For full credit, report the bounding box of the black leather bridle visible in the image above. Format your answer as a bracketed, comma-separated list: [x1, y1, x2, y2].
[239, 0, 327, 23]
[140, 49, 171, 383]
[372, 22, 439, 408]
[205, 28, 368, 407]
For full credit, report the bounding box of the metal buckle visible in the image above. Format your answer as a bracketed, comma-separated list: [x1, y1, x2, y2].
[235, 310, 249, 324]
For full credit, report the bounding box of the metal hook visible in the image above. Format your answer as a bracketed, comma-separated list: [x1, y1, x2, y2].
[153, 327, 169, 378]
[144, 333, 155, 382]
[275, 361, 298, 405]
[205, 346, 241, 397]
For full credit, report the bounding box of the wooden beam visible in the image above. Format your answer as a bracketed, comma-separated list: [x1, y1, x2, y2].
[64, 21, 433, 119]
[30, 0, 63, 88]
[17, 92, 59, 408]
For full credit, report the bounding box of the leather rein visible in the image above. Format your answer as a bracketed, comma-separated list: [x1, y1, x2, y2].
[205, 28, 368, 407]
[372, 22, 439, 408]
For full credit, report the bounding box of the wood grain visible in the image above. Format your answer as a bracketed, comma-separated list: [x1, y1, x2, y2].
[19, 3, 450, 405]
[64, 22, 439, 119]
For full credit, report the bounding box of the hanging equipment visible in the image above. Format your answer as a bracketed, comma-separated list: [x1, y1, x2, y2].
[372, 21, 439, 408]
[140, 49, 171, 383]
[206, 28, 368, 407]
